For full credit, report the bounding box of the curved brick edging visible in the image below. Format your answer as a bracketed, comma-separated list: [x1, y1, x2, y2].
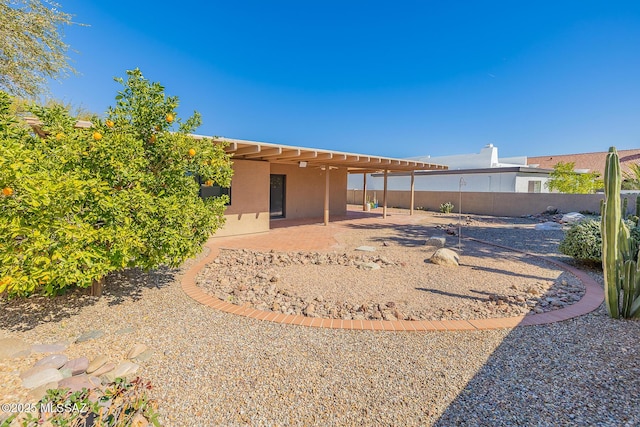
[181, 237, 604, 331]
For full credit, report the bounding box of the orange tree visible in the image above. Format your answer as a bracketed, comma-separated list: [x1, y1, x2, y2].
[0, 69, 233, 296]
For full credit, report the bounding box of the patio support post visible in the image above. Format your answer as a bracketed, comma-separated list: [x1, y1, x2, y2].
[362, 173, 367, 211]
[410, 170, 415, 215]
[324, 165, 330, 226]
[383, 169, 388, 219]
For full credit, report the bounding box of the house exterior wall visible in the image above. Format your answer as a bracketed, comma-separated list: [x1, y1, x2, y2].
[270, 164, 347, 219]
[215, 159, 270, 237]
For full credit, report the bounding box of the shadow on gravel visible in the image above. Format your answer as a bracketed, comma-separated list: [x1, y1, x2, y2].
[433, 306, 640, 426]
[0, 267, 176, 332]
[344, 222, 434, 247]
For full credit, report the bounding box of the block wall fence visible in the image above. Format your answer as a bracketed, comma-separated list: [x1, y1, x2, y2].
[347, 190, 640, 217]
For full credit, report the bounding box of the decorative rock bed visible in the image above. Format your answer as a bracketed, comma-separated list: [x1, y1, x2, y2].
[195, 248, 586, 322]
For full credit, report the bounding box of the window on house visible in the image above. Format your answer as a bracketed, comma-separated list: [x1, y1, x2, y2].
[528, 180, 542, 193]
[198, 177, 231, 205]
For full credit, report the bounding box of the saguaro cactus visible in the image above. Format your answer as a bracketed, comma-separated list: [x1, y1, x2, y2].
[601, 147, 640, 318]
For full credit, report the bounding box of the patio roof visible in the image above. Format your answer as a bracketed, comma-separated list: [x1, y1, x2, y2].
[194, 135, 448, 173]
[24, 117, 446, 173]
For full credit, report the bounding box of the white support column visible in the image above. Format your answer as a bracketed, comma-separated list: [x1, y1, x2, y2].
[410, 170, 415, 215]
[324, 166, 330, 226]
[362, 173, 368, 211]
[383, 169, 388, 219]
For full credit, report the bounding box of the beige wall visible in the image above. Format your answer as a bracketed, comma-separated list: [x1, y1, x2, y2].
[270, 164, 347, 219]
[347, 189, 635, 216]
[216, 159, 270, 237]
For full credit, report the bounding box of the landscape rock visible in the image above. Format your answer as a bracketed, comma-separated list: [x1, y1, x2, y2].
[127, 343, 148, 359]
[27, 381, 59, 402]
[561, 212, 586, 224]
[102, 361, 140, 383]
[355, 245, 376, 252]
[34, 353, 68, 369]
[58, 374, 101, 393]
[22, 367, 64, 390]
[75, 330, 104, 343]
[62, 356, 90, 376]
[425, 236, 447, 248]
[430, 248, 460, 267]
[359, 262, 381, 270]
[91, 362, 116, 377]
[0, 338, 31, 359]
[86, 355, 109, 374]
[132, 349, 154, 363]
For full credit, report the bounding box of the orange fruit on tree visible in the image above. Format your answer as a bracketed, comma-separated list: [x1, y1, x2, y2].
[2, 187, 13, 196]
[166, 113, 174, 123]
[93, 131, 103, 141]
[204, 180, 213, 186]
[55, 133, 64, 141]
[105, 120, 115, 128]
[188, 148, 196, 157]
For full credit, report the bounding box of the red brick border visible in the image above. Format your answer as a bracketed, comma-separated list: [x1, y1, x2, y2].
[181, 232, 604, 331]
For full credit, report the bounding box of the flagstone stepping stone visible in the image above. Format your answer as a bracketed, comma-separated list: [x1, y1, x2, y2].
[34, 354, 68, 369]
[132, 349, 153, 363]
[22, 368, 64, 389]
[0, 338, 31, 359]
[75, 330, 104, 343]
[127, 344, 148, 359]
[86, 355, 109, 374]
[102, 361, 139, 383]
[62, 357, 89, 376]
[91, 362, 116, 377]
[355, 246, 376, 252]
[31, 342, 68, 353]
[58, 374, 101, 393]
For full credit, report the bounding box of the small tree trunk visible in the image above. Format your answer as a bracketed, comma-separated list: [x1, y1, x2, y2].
[90, 277, 105, 297]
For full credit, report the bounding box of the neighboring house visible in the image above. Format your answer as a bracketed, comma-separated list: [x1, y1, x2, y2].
[528, 149, 640, 177]
[349, 144, 553, 193]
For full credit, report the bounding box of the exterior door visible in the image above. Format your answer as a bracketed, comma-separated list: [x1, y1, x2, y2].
[270, 174, 286, 218]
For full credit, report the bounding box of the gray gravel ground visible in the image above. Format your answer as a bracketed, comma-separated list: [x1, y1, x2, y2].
[1, 214, 639, 426]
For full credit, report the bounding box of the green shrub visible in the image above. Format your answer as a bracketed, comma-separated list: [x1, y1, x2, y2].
[439, 202, 454, 213]
[0, 69, 233, 297]
[559, 218, 640, 263]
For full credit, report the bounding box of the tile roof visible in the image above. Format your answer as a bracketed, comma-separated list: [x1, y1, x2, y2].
[528, 149, 640, 177]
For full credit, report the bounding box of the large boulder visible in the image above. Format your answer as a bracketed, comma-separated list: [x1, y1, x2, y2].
[430, 248, 460, 267]
[561, 212, 586, 224]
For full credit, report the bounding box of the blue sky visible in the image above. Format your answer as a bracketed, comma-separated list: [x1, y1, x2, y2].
[47, 0, 640, 159]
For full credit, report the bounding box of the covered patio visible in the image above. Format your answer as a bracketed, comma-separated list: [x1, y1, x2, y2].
[201, 136, 447, 236]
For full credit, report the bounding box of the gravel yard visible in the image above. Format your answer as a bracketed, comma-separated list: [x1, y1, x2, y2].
[1, 210, 639, 426]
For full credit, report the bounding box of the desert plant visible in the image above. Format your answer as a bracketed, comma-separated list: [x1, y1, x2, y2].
[559, 219, 603, 263]
[559, 218, 640, 264]
[601, 146, 640, 318]
[4, 377, 161, 426]
[439, 202, 454, 213]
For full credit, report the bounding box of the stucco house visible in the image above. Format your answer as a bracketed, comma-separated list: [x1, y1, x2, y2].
[189, 136, 447, 236]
